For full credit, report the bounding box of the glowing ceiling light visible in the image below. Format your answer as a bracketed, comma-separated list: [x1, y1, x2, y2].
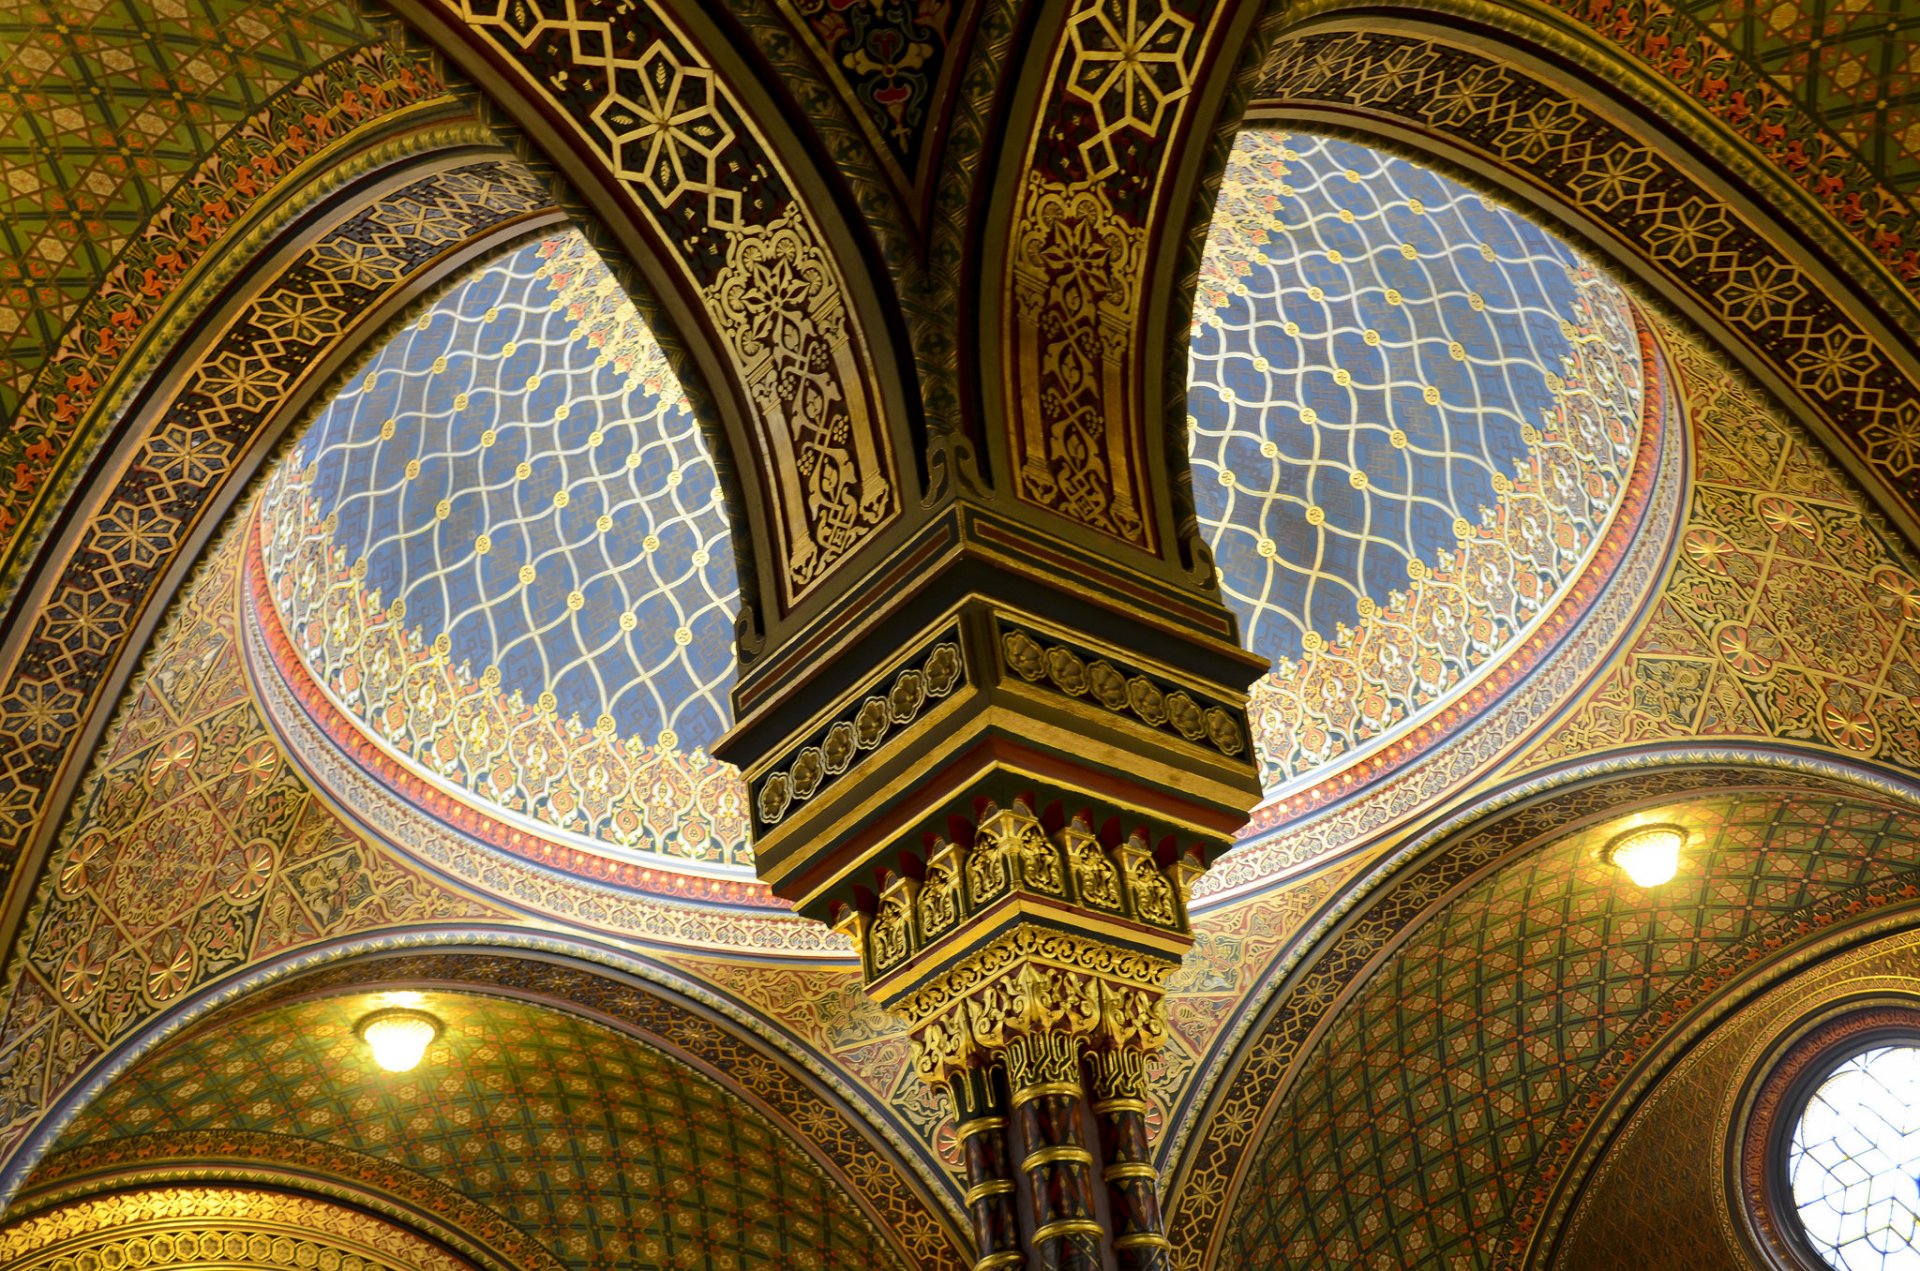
[1604, 824, 1686, 888]
[357, 1008, 441, 1072]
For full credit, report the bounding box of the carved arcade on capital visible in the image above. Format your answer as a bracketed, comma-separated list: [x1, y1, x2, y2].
[835, 794, 1218, 1271]
[720, 582, 1264, 1270]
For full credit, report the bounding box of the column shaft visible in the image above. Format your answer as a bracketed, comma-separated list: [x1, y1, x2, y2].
[949, 1067, 1023, 1271]
[1006, 1032, 1103, 1271]
[1090, 1047, 1171, 1271]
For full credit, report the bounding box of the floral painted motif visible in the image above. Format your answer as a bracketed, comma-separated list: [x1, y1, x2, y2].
[1528, 318, 1920, 774]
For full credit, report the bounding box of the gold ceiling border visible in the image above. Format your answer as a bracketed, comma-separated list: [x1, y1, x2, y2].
[0, 1185, 475, 1271]
[13, 1132, 561, 1271]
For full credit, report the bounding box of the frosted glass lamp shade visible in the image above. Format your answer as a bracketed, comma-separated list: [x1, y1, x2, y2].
[357, 1009, 440, 1072]
[1604, 824, 1685, 888]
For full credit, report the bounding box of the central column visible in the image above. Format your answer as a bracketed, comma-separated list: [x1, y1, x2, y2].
[724, 577, 1261, 1267]
[847, 796, 1206, 1270]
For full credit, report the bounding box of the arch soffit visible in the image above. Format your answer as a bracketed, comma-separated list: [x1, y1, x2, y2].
[1547, 923, 1920, 1269]
[0, 150, 560, 947]
[0, 44, 472, 623]
[1164, 744, 1920, 1181]
[971, 0, 1263, 570]
[1217, 8, 1920, 554]
[10, 1147, 563, 1271]
[384, 0, 924, 630]
[0, 1184, 501, 1271]
[1166, 754, 1920, 1269]
[7, 941, 971, 1271]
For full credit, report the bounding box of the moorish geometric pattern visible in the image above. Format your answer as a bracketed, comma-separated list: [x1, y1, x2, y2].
[258, 230, 750, 867]
[52, 992, 897, 1270]
[419, 0, 902, 606]
[1002, 0, 1227, 552]
[1549, 929, 1920, 1269]
[0, 159, 550, 897]
[1191, 130, 1642, 796]
[1556, 0, 1920, 282]
[1249, 30, 1920, 527]
[0, 34, 447, 593]
[18, 1133, 567, 1271]
[0, 525, 497, 1163]
[1219, 789, 1920, 1268]
[1678, 0, 1920, 194]
[0, 0, 380, 421]
[1526, 319, 1920, 774]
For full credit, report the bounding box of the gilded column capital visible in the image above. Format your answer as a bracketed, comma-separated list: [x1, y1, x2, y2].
[821, 782, 1211, 1269]
[884, 927, 1177, 1087]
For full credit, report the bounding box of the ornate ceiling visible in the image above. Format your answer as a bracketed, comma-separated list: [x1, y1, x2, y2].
[0, 3, 448, 599]
[32, 991, 901, 1269]
[1552, 924, 1920, 1269]
[1528, 315, 1920, 771]
[1191, 128, 1649, 810]
[1634, 0, 1920, 215]
[0, 0, 1917, 1267]
[256, 228, 748, 880]
[1216, 784, 1920, 1266]
[0, 0, 382, 416]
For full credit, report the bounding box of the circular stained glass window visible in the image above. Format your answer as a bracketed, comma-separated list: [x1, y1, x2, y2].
[1789, 1044, 1920, 1269]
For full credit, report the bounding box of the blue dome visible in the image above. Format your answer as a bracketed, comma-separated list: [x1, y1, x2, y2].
[1190, 131, 1644, 799]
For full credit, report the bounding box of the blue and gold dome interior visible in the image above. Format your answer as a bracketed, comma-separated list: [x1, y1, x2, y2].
[240, 135, 1658, 896]
[2, 6, 1916, 1267]
[1190, 129, 1650, 817]
[251, 230, 754, 888]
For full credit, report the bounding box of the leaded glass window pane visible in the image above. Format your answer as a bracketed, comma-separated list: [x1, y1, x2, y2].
[1790, 1045, 1920, 1270]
